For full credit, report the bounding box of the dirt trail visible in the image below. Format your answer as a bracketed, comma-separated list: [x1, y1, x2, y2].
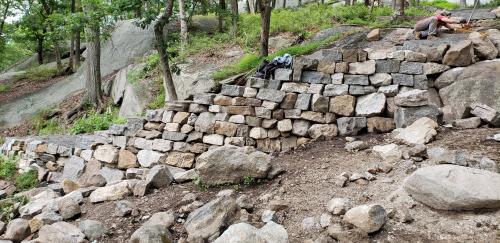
[81, 128, 500, 243]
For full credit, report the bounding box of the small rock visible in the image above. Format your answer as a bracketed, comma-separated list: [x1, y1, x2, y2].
[344, 204, 386, 233]
[79, 220, 107, 241]
[327, 198, 351, 215]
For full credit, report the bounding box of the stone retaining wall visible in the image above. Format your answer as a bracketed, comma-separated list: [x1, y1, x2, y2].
[1, 30, 500, 188]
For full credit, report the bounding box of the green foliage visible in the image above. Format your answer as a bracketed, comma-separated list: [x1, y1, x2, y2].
[31, 108, 64, 135]
[70, 107, 126, 134]
[0, 41, 32, 71]
[15, 170, 38, 191]
[147, 85, 166, 110]
[243, 176, 256, 186]
[0, 84, 11, 93]
[0, 156, 17, 180]
[0, 136, 5, 145]
[421, 0, 460, 10]
[193, 176, 209, 191]
[13, 66, 62, 82]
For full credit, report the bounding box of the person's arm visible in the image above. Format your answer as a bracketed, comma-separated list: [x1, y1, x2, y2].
[440, 16, 466, 30]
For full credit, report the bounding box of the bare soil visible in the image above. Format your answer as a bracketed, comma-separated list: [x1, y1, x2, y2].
[81, 127, 500, 243]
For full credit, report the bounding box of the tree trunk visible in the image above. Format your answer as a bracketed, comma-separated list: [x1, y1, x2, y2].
[0, 1, 9, 38]
[179, 0, 188, 43]
[69, 0, 75, 71]
[259, 0, 271, 57]
[282, 0, 286, 8]
[364, 0, 370, 6]
[230, 0, 239, 36]
[84, 23, 102, 107]
[37, 37, 44, 65]
[54, 41, 62, 70]
[460, 0, 466, 8]
[74, 0, 82, 69]
[248, 0, 256, 13]
[298, 0, 302, 6]
[394, 0, 404, 18]
[218, 0, 226, 33]
[345, 0, 350, 6]
[154, 0, 178, 102]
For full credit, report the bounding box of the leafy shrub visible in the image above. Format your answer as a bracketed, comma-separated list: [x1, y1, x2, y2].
[13, 66, 62, 82]
[421, 0, 460, 10]
[0, 156, 17, 180]
[71, 107, 126, 134]
[0, 84, 11, 93]
[15, 170, 38, 190]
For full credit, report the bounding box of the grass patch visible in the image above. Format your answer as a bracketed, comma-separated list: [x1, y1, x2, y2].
[421, 0, 460, 10]
[212, 31, 359, 80]
[70, 107, 126, 135]
[13, 66, 63, 82]
[15, 170, 38, 191]
[0, 84, 11, 93]
[31, 108, 65, 135]
[0, 156, 17, 180]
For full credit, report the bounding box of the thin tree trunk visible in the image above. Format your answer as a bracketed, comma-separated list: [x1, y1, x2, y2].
[85, 23, 102, 107]
[179, 0, 188, 43]
[218, 0, 226, 33]
[69, 0, 75, 71]
[394, 0, 404, 18]
[154, 0, 178, 102]
[282, 0, 286, 8]
[248, 0, 256, 13]
[0, 1, 9, 38]
[259, 0, 271, 57]
[54, 41, 62, 70]
[74, 0, 82, 69]
[37, 37, 44, 65]
[460, 0, 466, 8]
[230, 0, 239, 36]
[345, 0, 350, 6]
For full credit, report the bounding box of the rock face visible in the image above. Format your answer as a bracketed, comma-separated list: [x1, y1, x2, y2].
[195, 146, 272, 185]
[393, 117, 438, 145]
[468, 31, 498, 60]
[213, 222, 288, 243]
[404, 165, 500, 210]
[439, 60, 500, 121]
[470, 103, 500, 127]
[344, 204, 386, 233]
[184, 195, 238, 242]
[355, 93, 386, 117]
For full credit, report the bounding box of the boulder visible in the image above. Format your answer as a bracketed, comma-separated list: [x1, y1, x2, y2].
[337, 117, 367, 136]
[185, 195, 238, 242]
[329, 95, 355, 116]
[213, 222, 288, 243]
[468, 31, 498, 60]
[394, 105, 441, 128]
[485, 29, 500, 55]
[452, 117, 481, 129]
[423, 62, 450, 75]
[369, 73, 392, 86]
[36, 222, 85, 242]
[439, 60, 500, 121]
[195, 146, 272, 185]
[442, 40, 474, 67]
[19, 189, 59, 218]
[79, 220, 107, 241]
[129, 212, 174, 243]
[99, 167, 124, 185]
[348, 60, 376, 75]
[344, 204, 386, 233]
[367, 117, 395, 133]
[4, 219, 30, 242]
[393, 117, 438, 145]
[62, 156, 85, 181]
[327, 198, 352, 215]
[372, 144, 402, 162]
[470, 103, 500, 127]
[367, 29, 380, 41]
[308, 124, 338, 140]
[89, 180, 131, 203]
[137, 150, 166, 168]
[355, 93, 386, 117]
[394, 90, 428, 107]
[94, 145, 119, 163]
[404, 165, 500, 210]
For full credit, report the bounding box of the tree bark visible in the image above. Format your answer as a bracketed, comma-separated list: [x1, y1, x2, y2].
[230, 0, 238, 36]
[69, 0, 75, 71]
[282, 0, 286, 8]
[0, 0, 9, 38]
[154, 0, 178, 102]
[179, 0, 188, 43]
[345, 0, 350, 6]
[259, 0, 271, 57]
[54, 41, 62, 70]
[394, 0, 404, 18]
[248, 0, 256, 13]
[74, 0, 82, 69]
[218, 0, 226, 33]
[460, 0, 466, 8]
[37, 37, 44, 65]
[84, 22, 102, 107]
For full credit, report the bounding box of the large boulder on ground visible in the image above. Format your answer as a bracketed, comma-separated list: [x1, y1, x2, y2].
[404, 165, 500, 210]
[213, 222, 288, 243]
[438, 59, 500, 121]
[442, 40, 474, 67]
[394, 105, 441, 128]
[355, 93, 386, 117]
[468, 31, 498, 60]
[344, 204, 386, 233]
[195, 146, 272, 185]
[184, 195, 239, 242]
[393, 117, 438, 145]
[4, 218, 31, 242]
[36, 222, 85, 242]
[89, 180, 132, 203]
[129, 212, 174, 243]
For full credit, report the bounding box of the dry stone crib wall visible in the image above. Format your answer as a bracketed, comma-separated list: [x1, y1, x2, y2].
[1, 35, 500, 187]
